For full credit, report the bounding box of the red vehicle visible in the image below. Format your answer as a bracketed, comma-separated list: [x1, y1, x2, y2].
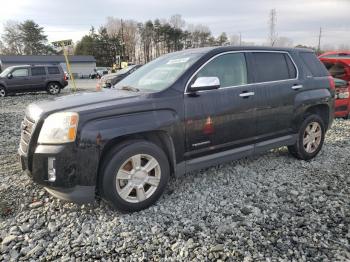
[319, 53, 350, 119]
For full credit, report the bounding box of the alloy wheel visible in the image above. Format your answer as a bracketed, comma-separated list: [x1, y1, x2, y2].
[49, 84, 60, 94]
[303, 122, 322, 153]
[115, 154, 161, 203]
[0, 88, 6, 97]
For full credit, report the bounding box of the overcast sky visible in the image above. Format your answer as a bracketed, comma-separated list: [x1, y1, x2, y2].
[0, 0, 349, 48]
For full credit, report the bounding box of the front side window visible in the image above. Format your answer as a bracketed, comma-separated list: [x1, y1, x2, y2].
[31, 67, 46, 76]
[252, 52, 295, 82]
[12, 68, 29, 77]
[196, 53, 248, 88]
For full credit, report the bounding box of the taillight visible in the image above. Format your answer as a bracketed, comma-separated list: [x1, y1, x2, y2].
[64, 75, 67, 81]
[336, 87, 350, 99]
[328, 76, 335, 91]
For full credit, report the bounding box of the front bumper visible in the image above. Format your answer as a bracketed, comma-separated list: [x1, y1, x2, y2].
[335, 99, 349, 118]
[45, 186, 95, 204]
[62, 80, 69, 88]
[18, 143, 96, 204]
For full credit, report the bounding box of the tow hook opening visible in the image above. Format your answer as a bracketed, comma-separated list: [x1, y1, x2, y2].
[48, 157, 56, 182]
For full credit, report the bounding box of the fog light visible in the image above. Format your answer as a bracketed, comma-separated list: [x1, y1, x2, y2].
[48, 157, 56, 182]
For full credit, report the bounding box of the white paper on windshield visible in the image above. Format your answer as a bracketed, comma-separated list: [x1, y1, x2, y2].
[166, 57, 190, 64]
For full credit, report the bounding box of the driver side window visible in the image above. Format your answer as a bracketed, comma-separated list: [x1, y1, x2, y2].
[196, 53, 248, 88]
[12, 68, 29, 77]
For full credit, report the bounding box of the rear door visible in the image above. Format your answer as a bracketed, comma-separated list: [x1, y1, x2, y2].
[248, 51, 300, 141]
[47, 66, 62, 83]
[30, 67, 47, 90]
[184, 52, 257, 159]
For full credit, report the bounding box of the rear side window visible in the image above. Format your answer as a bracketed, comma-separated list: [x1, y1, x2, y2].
[196, 53, 248, 87]
[47, 67, 60, 75]
[299, 52, 329, 77]
[31, 67, 46, 76]
[252, 52, 296, 82]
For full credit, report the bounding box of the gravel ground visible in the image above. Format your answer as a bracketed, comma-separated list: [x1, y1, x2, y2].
[0, 91, 350, 261]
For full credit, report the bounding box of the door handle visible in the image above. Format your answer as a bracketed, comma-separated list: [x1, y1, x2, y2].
[292, 85, 303, 90]
[239, 91, 255, 98]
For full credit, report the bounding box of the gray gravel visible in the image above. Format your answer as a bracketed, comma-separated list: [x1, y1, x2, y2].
[1, 91, 350, 261]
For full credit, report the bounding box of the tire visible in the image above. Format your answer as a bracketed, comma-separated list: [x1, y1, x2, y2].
[47, 82, 61, 95]
[288, 114, 325, 160]
[99, 140, 170, 212]
[0, 86, 6, 97]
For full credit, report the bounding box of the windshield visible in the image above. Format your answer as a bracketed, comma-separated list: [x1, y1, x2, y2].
[0, 67, 12, 78]
[114, 52, 202, 92]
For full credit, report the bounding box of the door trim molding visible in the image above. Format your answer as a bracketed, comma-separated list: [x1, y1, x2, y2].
[179, 134, 297, 175]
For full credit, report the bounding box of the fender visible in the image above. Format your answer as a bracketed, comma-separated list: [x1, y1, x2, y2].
[75, 110, 183, 186]
[293, 88, 333, 131]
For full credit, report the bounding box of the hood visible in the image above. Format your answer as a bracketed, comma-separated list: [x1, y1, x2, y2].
[26, 89, 140, 121]
[102, 73, 124, 81]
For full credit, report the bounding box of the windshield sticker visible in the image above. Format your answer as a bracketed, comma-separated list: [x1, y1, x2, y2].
[166, 57, 190, 64]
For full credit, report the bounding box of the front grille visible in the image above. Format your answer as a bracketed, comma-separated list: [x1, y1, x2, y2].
[20, 116, 35, 154]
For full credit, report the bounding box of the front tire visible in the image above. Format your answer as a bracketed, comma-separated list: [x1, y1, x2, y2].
[47, 82, 61, 95]
[99, 140, 170, 212]
[0, 86, 7, 97]
[288, 114, 325, 160]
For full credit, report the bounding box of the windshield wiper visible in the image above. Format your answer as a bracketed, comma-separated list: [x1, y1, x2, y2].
[120, 86, 140, 92]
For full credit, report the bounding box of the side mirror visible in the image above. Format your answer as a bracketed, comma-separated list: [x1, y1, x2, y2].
[7, 73, 13, 79]
[190, 77, 220, 92]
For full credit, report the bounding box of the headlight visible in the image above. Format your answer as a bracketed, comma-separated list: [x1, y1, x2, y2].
[38, 112, 79, 144]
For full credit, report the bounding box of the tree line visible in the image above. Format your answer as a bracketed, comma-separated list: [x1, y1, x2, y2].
[1, 14, 348, 67]
[75, 15, 232, 66]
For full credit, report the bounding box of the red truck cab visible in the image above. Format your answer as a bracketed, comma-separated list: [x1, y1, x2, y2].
[319, 52, 350, 118]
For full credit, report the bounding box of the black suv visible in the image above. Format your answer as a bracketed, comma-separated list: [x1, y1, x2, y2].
[18, 47, 334, 212]
[0, 65, 68, 97]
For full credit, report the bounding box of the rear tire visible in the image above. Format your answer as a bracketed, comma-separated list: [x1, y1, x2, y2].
[0, 86, 7, 97]
[288, 114, 325, 160]
[47, 82, 61, 95]
[99, 140, 170, 212]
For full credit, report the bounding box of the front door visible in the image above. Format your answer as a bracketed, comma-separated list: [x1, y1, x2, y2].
[184, 52, 258, 160]
[7, 68, 30, 91]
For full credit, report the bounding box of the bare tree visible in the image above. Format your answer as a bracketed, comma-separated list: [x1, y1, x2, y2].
[0, 40, 4, 54]
[105, 17, 122, 37]
[105, 17, 138, 63]
[229, 34, 240, 46]
[1, 21, 24, 54]
[322, 44, 335, 52]
[268, 9, 278, 47]
[337, 43, 350, 51]
[275, 36, 293, 47]
[187, 24, 211, 48]
[169, 14, 185, 29]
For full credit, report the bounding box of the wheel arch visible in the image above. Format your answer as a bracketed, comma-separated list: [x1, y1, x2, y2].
[303, 104, 330, 130]
[46, 81, 62, 88]
[97, 130, 177, 189]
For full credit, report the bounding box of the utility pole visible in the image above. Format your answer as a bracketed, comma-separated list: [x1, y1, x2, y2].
[239, 32, 242, 46]
[317, 27, 322, 55]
